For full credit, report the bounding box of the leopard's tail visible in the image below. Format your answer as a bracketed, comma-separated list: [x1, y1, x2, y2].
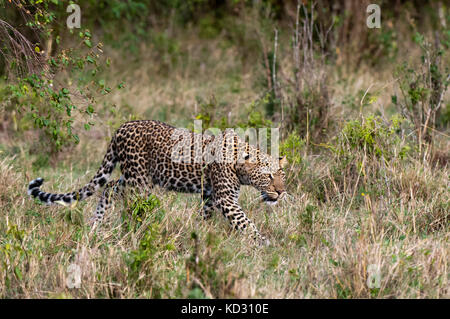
[27, 136, 118, 206]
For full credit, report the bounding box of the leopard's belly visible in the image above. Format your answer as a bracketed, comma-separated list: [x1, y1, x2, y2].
[151, 161, 210, 194]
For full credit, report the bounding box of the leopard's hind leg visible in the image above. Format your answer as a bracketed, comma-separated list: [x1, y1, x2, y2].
[201, 188, 217, 220]
[91, 142, 153, 224]
[90, 176, 126, 224]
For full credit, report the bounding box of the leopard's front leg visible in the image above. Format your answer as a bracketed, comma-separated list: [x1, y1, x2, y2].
[218, 198, 269, 246]
[210, 166, 269, 246]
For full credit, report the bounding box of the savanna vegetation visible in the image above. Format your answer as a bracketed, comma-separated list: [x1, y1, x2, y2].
[0, 0, 448, 298]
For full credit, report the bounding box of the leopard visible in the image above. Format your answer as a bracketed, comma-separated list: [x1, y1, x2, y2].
[27, 120, 287, 246]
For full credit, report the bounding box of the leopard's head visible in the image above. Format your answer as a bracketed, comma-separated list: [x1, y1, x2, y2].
[237, 153, 288, 205]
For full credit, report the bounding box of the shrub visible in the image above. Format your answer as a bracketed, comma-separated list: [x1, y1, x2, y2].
[392, 32, 449, 152]
[0, 2, 115, 152]
[304, 115, 414, 201]
[124, 195, 175, 296]
[270, 2, 333, 141]
[125, 194, 164, 232]
[280, 131, 305, 166]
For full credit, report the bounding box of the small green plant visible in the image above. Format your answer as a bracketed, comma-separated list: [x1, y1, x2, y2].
[125, 221, 175, 294]
[0, 224, 28, 288]
[126, 194, 164, 231]
[127, 223, 159, 274]
[336, 283, 352, 299]
[187, 287, 207, 299]
[280, 131, 305, 166]
[124, 193, 176, 293]
[337, 115, 407, 160]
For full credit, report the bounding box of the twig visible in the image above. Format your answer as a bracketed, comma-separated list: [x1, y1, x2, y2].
[0, 19, 45, 77]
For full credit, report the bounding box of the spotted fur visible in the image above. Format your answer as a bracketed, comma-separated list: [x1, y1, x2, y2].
[28, 120, 287, 245]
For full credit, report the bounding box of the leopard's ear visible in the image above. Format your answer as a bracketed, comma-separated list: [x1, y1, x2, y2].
[279, 156, 288, 168]
[242, 152, 255, 169]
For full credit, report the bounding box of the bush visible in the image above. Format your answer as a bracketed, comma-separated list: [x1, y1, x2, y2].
[124, 195, 175, 296]
[272, 2, 332, 141]
[0, 2, 115, 152]
[125, 194, 164, 232]
[392, 32, 449, 151]
[303, 115, 414, 201]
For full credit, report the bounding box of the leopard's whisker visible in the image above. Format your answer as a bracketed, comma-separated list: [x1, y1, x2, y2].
[248, 195, 264, 206]
[283, 194, 295, 205]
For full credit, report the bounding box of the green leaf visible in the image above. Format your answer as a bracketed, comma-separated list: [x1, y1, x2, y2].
[391, 95, 397, 105]
[413, 32, 424, 45]
[368, 95, 378, 104]
[84, 39, 92, 48]
[86, 105, 94, 114]
[14, 266, 22, 281]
